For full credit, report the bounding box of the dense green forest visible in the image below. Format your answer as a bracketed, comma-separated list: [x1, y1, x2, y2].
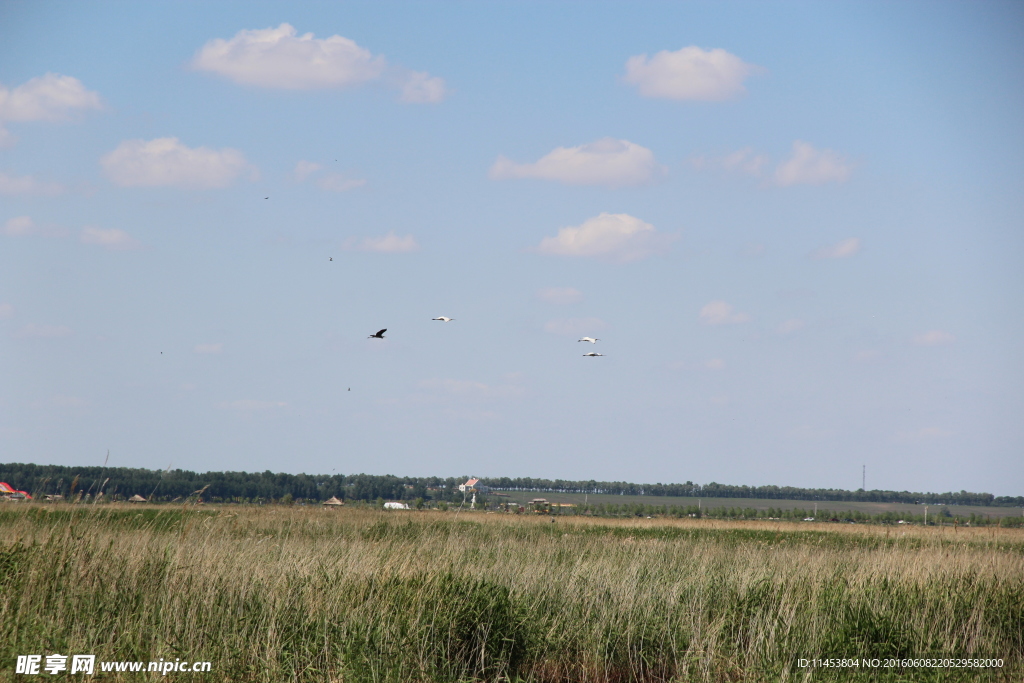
[1, 462, 1021, 507]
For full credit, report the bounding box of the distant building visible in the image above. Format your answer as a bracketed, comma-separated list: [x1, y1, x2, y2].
[384, 501, 410, 510]
[128, 494, 147, 503]
[459, 478, 490, 494]
[323, 496, 344, 507]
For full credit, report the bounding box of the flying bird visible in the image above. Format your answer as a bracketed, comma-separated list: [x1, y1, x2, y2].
[329, 257, 333, 261]
[583, 351, 604, 357]
[368, 329, 387, 339]
[432, 317, 454, 322]
[578, 337, 599, 343]
[264, 197, 269, 199]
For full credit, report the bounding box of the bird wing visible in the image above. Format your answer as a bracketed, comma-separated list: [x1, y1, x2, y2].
[377, 329, 387, 336]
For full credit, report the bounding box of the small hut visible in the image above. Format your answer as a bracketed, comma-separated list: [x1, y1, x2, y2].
[323, 496, 344, 507]
[128, 494, 147, 503]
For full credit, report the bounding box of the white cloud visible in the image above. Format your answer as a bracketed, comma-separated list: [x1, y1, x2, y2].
[537, 287, 583, 305]
[692, 147, 768, 176]
[101, 137, 251, 189]
[490, 138, 665, 187]
[2, 215, 67, 238]
[0, 172, 64, 196]
[317, 173, 365, 192]
[699, 300, 750, 326]
[0, 126, 14, 148]
[193, 23, 385, 89]
[0, 303, 13, 319]
[3, 216, 35, 236]
[913, 330, 955, 346]
[192, 23, 447, 102]
[400, 70, 448, 103]
[810, 237, 860, 260]
[776, 319, 805, 334]
[13, 323, 71, 338]
[537, 212, 673, 262]
[0, 73, 102, 122]
[194, 343, 223, 354]
[218, 399, 287, 411]
[896, 427, 954, 442]
[543, 317, 608, 336]
[704, 358, 726, 370]
[623, 46, 759, 101]
[345, 232, 419, 253]
[294, 161, 365, 192]
[293, 160, 322, 181]
[774, 141, 852, 186]
[80, 227, 141, 251]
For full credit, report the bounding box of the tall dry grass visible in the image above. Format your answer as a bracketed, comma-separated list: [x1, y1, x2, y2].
[0, 505, 1021, 682]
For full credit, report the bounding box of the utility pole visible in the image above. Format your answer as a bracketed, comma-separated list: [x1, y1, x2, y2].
[862, 465, 865, 492]
[925, 506, 928, 526]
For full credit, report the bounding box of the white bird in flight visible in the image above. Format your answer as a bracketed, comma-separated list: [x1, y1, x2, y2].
[578, 337, 599, 343]
[583, 351, 604, 357]
[432, 316, 454, 322]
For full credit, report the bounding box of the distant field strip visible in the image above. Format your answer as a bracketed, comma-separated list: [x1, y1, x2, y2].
[0, 506, 1021, 682]
[494, 491, 1024, 519]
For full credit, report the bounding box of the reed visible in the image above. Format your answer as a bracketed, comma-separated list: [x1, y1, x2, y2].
[1, 506, 1020, 682]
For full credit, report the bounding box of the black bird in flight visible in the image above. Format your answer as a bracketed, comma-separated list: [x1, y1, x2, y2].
[329, 257, 333, 261]
[368, 329, 387, 339]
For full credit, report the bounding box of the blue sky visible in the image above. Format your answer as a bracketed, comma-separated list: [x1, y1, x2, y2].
[2, 1, 1022, 495]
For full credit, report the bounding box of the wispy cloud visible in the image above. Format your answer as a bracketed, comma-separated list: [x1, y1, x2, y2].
[13, 323, 72, 338]
[194, 343, 224, 354]
[490, 138, 665, 188]
[0, 303, 13, 319]
[774, 141, 852, 186]
[691, 147, 768, 176]
[192, 23, 448, 103]
[294, 160, 365, 192]
[80, 227, 141, 251]
[537, 212, 674, 262]
[913, 330, 955, 346]
[317, 173, 365, 192]
[0, 172, 64, 196]
[810, 237, 860, 260]
[3, 216, 35, 236]
[344, 232, 419, 253]
[776, 319, 805, 335]
[704, 358, 726, 370]
[699, 300, 750, 326]
[101, 137, 253, 189]
[623, 46, 760, 101]
[536, 287, 583, 305]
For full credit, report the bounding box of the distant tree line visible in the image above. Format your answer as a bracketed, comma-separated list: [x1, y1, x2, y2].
[1, 462, 1021, 507]
[480, 477, 1024, 507]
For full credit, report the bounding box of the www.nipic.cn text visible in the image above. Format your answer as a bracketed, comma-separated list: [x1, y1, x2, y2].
[15, 655, 212, 676]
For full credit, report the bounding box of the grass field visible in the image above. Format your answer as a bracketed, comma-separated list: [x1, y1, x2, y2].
[491, 491, 1024, 520]
[1, 504, 1021, 682]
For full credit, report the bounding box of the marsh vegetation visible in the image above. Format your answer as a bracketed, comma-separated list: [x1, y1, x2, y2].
[1, 505, 1021, 682]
